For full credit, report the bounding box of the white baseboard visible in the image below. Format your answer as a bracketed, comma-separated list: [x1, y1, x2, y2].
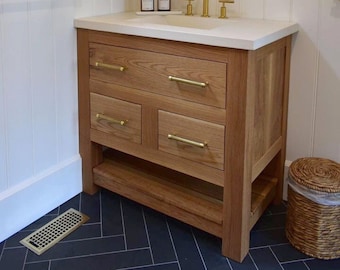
[0, 155, 82, 242]
[283, 160, 293, 200]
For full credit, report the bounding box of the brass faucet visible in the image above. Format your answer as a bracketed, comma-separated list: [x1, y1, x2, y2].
[218, 0, 234, 19]
[202, 0, 209, 17]
[185, 0, 194, 15]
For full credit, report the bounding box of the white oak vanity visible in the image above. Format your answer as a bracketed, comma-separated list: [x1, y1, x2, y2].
[75, 12, 298, 262]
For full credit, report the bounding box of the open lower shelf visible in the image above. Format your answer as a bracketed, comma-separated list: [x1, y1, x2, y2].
[250, 176, 278, 229]
[93, 149, 278, 237]
[93, 150, 224, 237]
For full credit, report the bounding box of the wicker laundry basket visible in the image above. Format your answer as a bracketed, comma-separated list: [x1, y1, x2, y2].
[286, 157, 340, 260]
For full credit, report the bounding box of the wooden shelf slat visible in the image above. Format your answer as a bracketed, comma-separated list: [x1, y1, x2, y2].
[250, 176, 278, 229]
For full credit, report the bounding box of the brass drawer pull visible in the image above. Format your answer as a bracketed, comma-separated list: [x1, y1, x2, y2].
[168, 75, 208, 88]
[168, 134, 207, 148]
[95, 62, 126, 72]
[96, 113, 127, 126]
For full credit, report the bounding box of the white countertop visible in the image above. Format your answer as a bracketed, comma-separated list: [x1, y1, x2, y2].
[74, 12, 298, 50]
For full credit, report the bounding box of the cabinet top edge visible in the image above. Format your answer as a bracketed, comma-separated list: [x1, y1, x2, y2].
[74, 12, 298, 51]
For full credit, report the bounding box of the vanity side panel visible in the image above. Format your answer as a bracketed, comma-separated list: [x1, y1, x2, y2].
[253, 45, 285, 160]
[251, 38, 288, 181]
[261, 36, 292, 203]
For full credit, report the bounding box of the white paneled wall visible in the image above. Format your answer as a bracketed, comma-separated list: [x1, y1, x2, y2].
[0, 0, 339, 241]
[289, 0, 340, 162]
[53, 1, 78, 162]
[30, 0, 57, 174]
[0, 0, 132, 242]
[0, 0, 76, 242]
[0, 0, 5, 193]
[75, 0, 138, 18]
[2, 1, 33, 188]
[313, 1, 340, 161]
[288, 0, 320, 161]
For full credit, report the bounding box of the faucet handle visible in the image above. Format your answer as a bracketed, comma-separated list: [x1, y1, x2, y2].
[218, 0, 234, 19]
[185, 0, 195, 16]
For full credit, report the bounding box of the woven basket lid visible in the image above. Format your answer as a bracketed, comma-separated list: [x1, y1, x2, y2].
[289, 157, 340, 193]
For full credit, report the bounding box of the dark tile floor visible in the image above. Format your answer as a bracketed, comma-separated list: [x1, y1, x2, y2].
[1, 189, 339, 270]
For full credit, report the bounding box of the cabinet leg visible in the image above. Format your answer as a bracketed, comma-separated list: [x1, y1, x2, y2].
[81, 142, 102, 194]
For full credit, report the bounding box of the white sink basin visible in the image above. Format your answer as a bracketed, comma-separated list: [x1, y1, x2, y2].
[125, 15, 234, 30]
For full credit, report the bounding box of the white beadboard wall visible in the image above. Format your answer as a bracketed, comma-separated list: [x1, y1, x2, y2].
[0, 0, 135, 243]
[0, 0, 339, 241]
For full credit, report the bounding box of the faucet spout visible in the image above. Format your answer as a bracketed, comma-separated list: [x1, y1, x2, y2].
[202, 0, 209, 17]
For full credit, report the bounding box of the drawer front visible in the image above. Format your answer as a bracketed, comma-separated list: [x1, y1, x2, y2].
[90, 93, 142, 144]
[158, 111, 225, 170]
[89, 43, 227, 108]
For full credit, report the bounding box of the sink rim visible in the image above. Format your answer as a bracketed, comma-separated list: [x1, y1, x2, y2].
[124, 14, 240, 30]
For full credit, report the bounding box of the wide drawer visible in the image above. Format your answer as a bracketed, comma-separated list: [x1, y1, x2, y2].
[89, 43, 227, 108]
[158, 110, 225, 170]
[90, 93, 142, 144]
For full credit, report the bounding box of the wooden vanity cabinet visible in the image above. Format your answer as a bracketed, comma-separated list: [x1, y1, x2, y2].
[77, 29, 292, 262]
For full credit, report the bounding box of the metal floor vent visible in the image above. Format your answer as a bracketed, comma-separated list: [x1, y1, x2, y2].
[20, 208, 89, 255]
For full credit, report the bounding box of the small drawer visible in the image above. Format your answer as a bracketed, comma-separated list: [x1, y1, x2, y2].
[90, 93, 142, 144]
[158, 110, 225, 170]
[89, 43, 227, 108]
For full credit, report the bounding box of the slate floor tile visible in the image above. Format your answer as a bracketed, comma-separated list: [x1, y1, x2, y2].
[249, 247, 282, 270]
[101, 189, 124, 236]
[252, 213, 286, 231]
[81, 192, 100, 223]
[61, 223, 102, 241]
[305, 258, 340, 270]
[1, 191, 339, 270]
[271, 243, 310, 262]
[228, 254, 257, 270]
[144, 208, 177, 264]
[132, 262, 180, 270]
[122, 199, 149, 249]
[192, 229, 231, 270]
[0, 247, 27, 270]
[167, 219, 205, 270]
[49, 248, 152, 270]
[281, 261, 310, 270]
[24, 261, 50, 270]
[26, 235, 125, 262]
[250, 227, 288, 247]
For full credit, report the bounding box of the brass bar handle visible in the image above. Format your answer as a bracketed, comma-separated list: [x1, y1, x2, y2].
[168, 75, 208, 88]
[95, 62, 126, 72]
[168, 134, 207, 148]
[96, 113, 127, 126]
